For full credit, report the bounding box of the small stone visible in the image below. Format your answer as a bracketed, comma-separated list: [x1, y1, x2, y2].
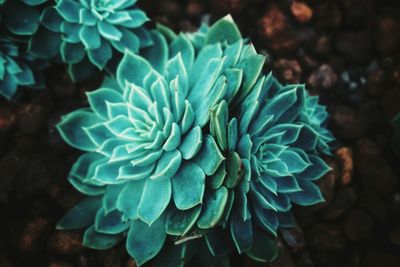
[331, 105, 367, 140]
[308, 64, 338, 89]
[291, 1, 313, 24]
[258, 7, 287, 40]
[157, 0, 182, 19]
[335, 147, 353, 185]
[306, 223, 347, 252]
[257, 7, 299, 54]
[367, 69, 388, 96]
[186, 1, 203, 18]
[358, 190, 388, 222]
[19, 217, 51, 252]
[335, 31, 373, 63]
[315, 3, 341, 29]
[78, 255, 88, 267]
[355, 139, 398, 195]
[314, 35, 331, 58]
[389, 226, 400, 246]
[97, 246, 125, 267]
[280, 227, 306, 253]
[344, 208, 375, 241]
[323, 187, 357, 220]
[47, 231, 84, 255]
[0, 149, 61, 204]
[375, 16, 400, 56]
[0, 106, 17, 133]
[211, 0, 246, 14]
[272, 59, 302, 84]
[0, 106, 17, 153]
[17, 104, 48, 135]
[48, 67, 76, 98]
[382, 88, 400, 120]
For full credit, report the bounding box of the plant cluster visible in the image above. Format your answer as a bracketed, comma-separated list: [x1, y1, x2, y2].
[0, 1, 335, 266]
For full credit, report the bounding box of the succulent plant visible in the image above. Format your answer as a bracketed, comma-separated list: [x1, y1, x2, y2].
[26, 0, 152, 81]
[0, 0, 48, 39]
[0, 38, 45, 99]
[56, 16, 334, 266]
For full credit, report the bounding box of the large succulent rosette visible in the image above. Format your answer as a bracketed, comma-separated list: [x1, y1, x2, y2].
[27, 0, 151, 81]
[0, 38, 45, 99]
[57, 16, 334, 266]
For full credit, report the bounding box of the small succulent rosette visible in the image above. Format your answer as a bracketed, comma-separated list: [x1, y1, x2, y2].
[57, 16, 334, 266]
[0, 38, 45, 100]
[0, 0, 48, 40]
[26, 0, 152, 81]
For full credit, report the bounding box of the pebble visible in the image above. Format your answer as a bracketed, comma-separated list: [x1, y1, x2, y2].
[344, 208, 375, 241]
[382, 87, 400, 120]
[308, 64, 338, 89]
[335, 147, 353, 185]
[358, 189, 388, 222]
[0, 148, 60, 204]
[19, 216, 51, 252]
[323, 187, 357, 220]
[375, 16, 400, 56]
[367, 68, 388, 96]
[272, 59, 302, 84]
[290, 1, 313, 24]
[257, 7, 299, 54]
[354, 138, 398, 195]
[335, 31, 373, 63]
[211, 0, 246, 14]
[47, 231, 84, 255]
[97, 246, 125, 267]
[314, 3, 341, 29]
[331, 105, 367, 140]
[306, 223, 347, 252]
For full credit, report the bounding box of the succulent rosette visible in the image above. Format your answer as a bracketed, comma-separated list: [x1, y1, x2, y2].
[0, 38, 45, 99]
[0, 0, 48, 39]
[26, 0, 152, 81]
[56, 16, 334, 266]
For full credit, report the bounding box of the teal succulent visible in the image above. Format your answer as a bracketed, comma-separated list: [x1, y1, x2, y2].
[56, 16, 334, 266]
[28, 0, 152, 81]
[0, 38, 45, 99]
[0, 0, 48, 39]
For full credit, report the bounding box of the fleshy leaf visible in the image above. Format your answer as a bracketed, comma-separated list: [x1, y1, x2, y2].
[126, 216, 167, 266]
[57, 197, 102, 230]
[171, 162, 205, 210]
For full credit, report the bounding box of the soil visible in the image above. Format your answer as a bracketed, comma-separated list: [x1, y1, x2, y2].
[0, 0, 400, 266]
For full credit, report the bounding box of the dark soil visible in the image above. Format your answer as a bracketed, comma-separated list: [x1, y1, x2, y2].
[1, 0, 400, 266]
